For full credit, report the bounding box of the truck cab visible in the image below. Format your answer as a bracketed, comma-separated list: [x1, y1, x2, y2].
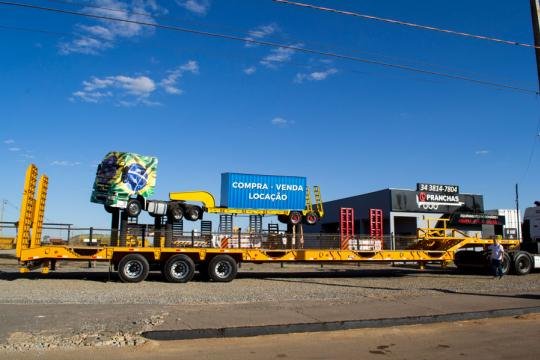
[90, 151, 158, 217]
[522, 201, 540, 254]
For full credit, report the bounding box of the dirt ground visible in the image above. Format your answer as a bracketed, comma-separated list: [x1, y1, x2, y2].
[6, 314, 539, 360]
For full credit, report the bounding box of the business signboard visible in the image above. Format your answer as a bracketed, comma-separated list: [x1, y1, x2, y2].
[391, 189, 484, 213]
[221, 173, 307, 210]
[450, 213, 504, 226]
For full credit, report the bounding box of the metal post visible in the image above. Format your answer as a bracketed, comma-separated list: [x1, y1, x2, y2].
[67, 224, 71, 244]
[530, 0, 540, 89]
[0, 199, 6, 236]
[516, 183, 521, 241]
[191, 229, 195, 247]
[111, 209, 120, 246]
[89, 227, 93, 245]
[238, 228, 241, 248]
[141, 225, 146, 247]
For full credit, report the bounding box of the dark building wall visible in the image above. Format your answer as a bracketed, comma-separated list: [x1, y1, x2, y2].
[309, 188, 485, 236]
[308, 189, 392, 234]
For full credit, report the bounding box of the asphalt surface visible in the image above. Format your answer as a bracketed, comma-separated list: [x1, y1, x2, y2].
[0, 250, 538, 353]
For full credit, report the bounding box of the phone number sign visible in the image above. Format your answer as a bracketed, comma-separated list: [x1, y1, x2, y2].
[417, 183, 459, 194]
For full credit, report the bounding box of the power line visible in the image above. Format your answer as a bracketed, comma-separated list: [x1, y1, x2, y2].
[44, 0, 494, 78]
[273, 0, 539, 50]
[0, 1, 537, 95]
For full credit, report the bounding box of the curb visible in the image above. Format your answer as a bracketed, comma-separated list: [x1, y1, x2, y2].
[142, 306, 540, 341]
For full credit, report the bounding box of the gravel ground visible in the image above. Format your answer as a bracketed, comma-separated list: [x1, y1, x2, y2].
[0, 250, 538, 305]
[0, 249, 538, 352]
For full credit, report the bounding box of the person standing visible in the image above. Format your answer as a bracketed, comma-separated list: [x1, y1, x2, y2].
[489, 236, 505, 279]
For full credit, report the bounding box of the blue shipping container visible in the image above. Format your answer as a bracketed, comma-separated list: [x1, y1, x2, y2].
[221, 173, 307, 210]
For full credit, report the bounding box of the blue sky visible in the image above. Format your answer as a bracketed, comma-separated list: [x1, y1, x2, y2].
[1, 0, 539, 229]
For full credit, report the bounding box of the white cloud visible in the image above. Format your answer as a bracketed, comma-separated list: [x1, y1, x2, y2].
[243, 66, 256, 75]
[3, 139, 15, 144]
[160, 60, 199, 95]
[245, 23, 279, 47]
[21, 153, 35, 159]
[51, 161, 82, 166]
[8, 147, 20, 152]
[59, 0, 165, 55]
[176, 0, 210, 15]
[271, 117, 294, 127]
[261, 44, 302, 68]
[72, 75, 155, 105]
[73, 62, 199, 105]
[295, 68, 338, 83]
[475, 150, 490, 155]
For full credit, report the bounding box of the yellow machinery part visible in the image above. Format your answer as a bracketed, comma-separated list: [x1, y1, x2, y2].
[16, 164, 38, 259]
[169, 191, 216, 208]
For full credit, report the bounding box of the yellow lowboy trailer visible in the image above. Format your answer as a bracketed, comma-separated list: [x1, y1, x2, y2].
[15, 164, 521, 283]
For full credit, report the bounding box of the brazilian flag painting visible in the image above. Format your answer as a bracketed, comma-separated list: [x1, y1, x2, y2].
[91, 152, 158, 207]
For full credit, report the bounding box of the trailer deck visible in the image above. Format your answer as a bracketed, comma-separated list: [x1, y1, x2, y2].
[14, 164, 522, 282]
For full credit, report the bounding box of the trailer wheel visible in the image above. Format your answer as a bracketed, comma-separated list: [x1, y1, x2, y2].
[168, 203, 184, 222]
[163, 254, 195, 283]
[118, 254, 149, 283]
[126, 199, 142, 218]
[512, 252, 533, 275]
[304, 212, 319, 225]
[207, 255, 237, 282]
[289, 211, 302, 225]
[501, 252, 511, 275]
[185, 206, 202, 221]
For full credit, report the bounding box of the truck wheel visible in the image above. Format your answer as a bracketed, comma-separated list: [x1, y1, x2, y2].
[126, 199, 142, 218]
[118, 254, 149, 283]
[512, 252, 533, 275]
[163, 254, 195, 283]
[104, 205, 116, 214]
[185, 206, 202, 221]
[304, 212, 319, 225]
[168, 203, 184, 222]
[207, 255, 237, 282]
[501, 252, 511, 275]
[289, 211, 302, 225]
[277, 215, 289, 224]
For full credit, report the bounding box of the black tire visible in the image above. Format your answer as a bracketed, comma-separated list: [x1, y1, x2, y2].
[303, 212, 319, 225]
[104, 204, 116, 214]
[185, 206, 202, 221]
[501, 252, 511, 275]
[512, 252, 533, 275]
[289, 211, 302, 225]
[207, 255, 237, 282]
[163, 254, 195, 283]
[118, 254, 149, 283]
[168, 203, 184, 222]
[126, 199, 142, 218]
[277, 215, 289, 224]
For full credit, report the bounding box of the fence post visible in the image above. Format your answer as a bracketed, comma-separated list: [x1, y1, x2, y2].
[238, 228, 241, 248]
[89, 227, 93, 245]
[191, 230, 195, 247]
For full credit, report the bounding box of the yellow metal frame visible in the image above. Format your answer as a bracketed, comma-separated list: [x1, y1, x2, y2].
[15, 164, 520, 275]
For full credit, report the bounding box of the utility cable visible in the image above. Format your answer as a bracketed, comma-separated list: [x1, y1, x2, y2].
[43, 0, 494, 78]
[273, 0, 539, 50]
[0, 1, 537, 94]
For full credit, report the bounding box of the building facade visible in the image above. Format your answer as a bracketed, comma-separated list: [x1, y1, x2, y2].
[308, 184, 504, 242]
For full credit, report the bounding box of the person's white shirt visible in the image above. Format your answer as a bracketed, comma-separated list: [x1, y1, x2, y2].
[489, 243, 504, 261]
